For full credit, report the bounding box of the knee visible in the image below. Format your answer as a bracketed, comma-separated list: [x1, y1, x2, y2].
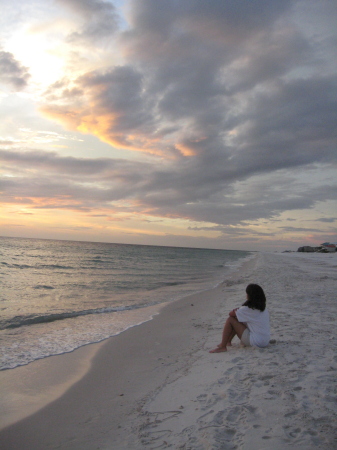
[225, 316, 236, 325]
[228, 316, 238, 325]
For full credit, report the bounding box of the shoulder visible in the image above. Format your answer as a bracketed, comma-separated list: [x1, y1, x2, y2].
[236, 306, 251, 318]
[238, 306, 266, 317]
[238, 306, 249, 312]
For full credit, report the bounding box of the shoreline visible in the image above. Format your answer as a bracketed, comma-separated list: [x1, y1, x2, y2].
[0, 254, 257, 436]
[1, 249, 253, 372]
[1, 252, 336, 449]
[0, 252, 255, 429]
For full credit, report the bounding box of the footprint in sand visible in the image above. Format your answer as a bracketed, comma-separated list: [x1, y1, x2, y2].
[225, 405, 244, 422]
[283, 425, 302, 441]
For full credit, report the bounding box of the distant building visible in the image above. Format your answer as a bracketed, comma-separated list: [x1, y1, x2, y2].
[297, 243, 336, 253]
[298, 246, 315, 252]
[320, 243, 337, 252]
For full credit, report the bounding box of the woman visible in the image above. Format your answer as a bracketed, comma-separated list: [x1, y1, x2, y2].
[210, 284, 270, 353]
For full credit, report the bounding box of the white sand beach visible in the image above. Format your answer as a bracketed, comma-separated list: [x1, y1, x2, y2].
[0, 251, 336, 449]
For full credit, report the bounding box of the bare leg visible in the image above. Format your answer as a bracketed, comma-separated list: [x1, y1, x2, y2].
[210, 317, 247, 353]
[227, 329, 236, 346]
[218, 329, 235, 347]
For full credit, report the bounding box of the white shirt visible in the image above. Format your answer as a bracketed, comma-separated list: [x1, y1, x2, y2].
[236, 306, 270, 347]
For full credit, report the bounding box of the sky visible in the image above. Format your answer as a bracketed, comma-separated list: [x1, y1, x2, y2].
[0, 0, 336, 251]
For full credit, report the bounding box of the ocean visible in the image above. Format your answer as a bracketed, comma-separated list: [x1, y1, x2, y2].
[0, 236, 252, 370]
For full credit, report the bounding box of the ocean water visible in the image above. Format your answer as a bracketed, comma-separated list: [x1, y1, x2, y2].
[0, 236, 252, 370]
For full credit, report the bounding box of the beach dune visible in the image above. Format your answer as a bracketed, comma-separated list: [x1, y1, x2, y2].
[0, 252, 336, 449]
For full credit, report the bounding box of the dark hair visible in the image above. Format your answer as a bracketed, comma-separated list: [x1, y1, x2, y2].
[243, 284, 266, 311]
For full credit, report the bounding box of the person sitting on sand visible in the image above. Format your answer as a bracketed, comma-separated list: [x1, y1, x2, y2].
[210, 284, 270, 353]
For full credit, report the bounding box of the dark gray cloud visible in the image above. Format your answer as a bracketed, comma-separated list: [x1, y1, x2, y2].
[278, 226, 335, 233]
[316, 218, 337, 223]
[79, 65, 155, 133]
[0, 51, 30, 90]
[229, 75, 337, 174]
[120, 0, 296, 120]
[125, 0, 293, 55]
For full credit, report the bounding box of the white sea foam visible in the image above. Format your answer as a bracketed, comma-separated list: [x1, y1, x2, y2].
[1, 303, 166, 370]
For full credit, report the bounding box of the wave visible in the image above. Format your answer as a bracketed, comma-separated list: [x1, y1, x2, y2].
[1, 304, 143, 330]
[1, 262, 31, 269]
[147, 280, 186, 291]
[1, 261, 117, 270]
[33, 285, 55, 290]
[38, 264, 74, 269]
[1, 262, 74, 270]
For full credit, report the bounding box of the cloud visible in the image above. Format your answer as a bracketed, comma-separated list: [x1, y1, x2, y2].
[0, 50, 30, 90]
[41, 65, 163, 155]
[1, 148, 336, 229]
[316, 218, 337, 223]
[40, 0, 337, 173]
[0, 139, 17, 146]
[188, 224, 275, 238]
[57, 0, 120, 43]
[1, 0, 337, 248]
[278, 226, 328, 233]
[124, 0, 293, 56]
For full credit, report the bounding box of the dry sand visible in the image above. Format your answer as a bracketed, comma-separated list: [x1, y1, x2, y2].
[0, 251, 336, 449]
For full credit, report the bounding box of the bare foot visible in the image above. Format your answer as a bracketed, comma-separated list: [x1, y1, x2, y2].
[210, 346, 227, 353]
[218, 342, 231, 347]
